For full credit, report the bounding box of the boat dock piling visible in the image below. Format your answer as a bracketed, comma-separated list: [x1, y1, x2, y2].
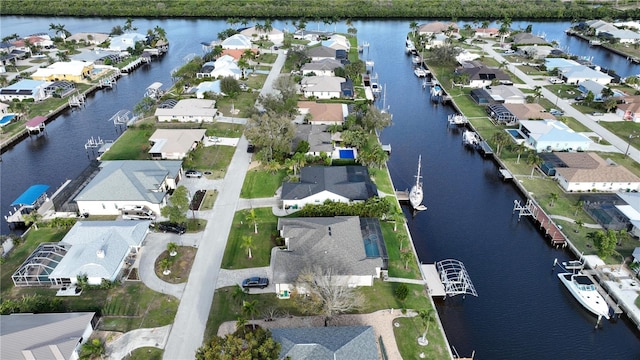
[513, 199, 566, 247]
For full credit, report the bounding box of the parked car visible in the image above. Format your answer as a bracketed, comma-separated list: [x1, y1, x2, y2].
[574, 95, 586, 101]
[157, 222, 186, 234]
[549, 109, 564, 116]
[548, 77, 563, 84]
[591, 112, 604, 116]
[185, 169, 203, 178]
[247, 144, 255, 153]
[121, 206, 156, 220]
[242, 277, 269, 289]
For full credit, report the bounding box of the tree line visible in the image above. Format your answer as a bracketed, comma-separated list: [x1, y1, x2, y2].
[4, 0, 640, 20]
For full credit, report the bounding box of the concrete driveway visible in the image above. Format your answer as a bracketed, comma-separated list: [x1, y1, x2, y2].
[216, 267, 273, 294]
[106, 325, 171, 360]
[139, 232, 186, 299]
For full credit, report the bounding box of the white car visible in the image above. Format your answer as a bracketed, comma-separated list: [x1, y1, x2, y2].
[548, 77, 563, 84]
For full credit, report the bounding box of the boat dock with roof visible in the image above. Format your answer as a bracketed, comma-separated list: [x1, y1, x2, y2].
[5, 184, 50, 226]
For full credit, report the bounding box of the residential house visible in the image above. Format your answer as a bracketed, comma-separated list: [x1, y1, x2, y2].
[109, 32, 147, 51]
[558, 65, 612, 85]
[458, 66, 511, 88]
[148, 129, 207, 160]
[292, 124, 334, 157]
[486, 103, 552, 125]
[221, 34, 253, 50]
[281, 165, 377, 209]
[154, 99, 217, 123]
[474, 28, 499, 38]
[615, 192, 640, 238]
[585, 20, 619, 35]
[511, 33, 549, 45]
[297, 101, 347, 125]
[577, 80, 607, 101]
[47, 221, 149, 286]
[616, 95, 640, 121]
[602, 29, 640, 44]
[196, 55, 242, 80]
[44, 80, 75, 98]
[74, 160, 182, 216]
[1, 312, 98, 360]
[417, 21, 458, 36]
[191, 80, 223, 98]
[301, 58, 344, 76]
[519, 45, 555, 59]
[272, 216, 387, 298]
[486, 85, 527, 104]
[31, 60, 94, 82]
[293, 29, 332, 41]
[300, 76, 345, 99]
[545, 58, 581, 70]
[321, 34, 350, 51]
[271, 326, 378, 360]
[552, 152, 640, 192]
[519, 119, 591, 153]
[455, 50, 481, 64]
[240, 26, 284, 43]
[306, 46, 337, 61]
[471, 88, 493, 105]
[426, 33, 449, 48]
[66, 32, 110, 45]
[0, 79, 50, 102]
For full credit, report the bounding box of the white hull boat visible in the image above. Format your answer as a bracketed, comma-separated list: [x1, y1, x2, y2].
[409, 155, 426, 211]
[558, 272, 610, 319]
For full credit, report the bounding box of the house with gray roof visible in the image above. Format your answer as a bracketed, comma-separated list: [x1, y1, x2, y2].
[300, 76, 345, 99]
[519, 119, 591, 153]
[148, 129, 207, 160]
[512, 32, 549, 45]
[306, 46, 337, 61]
[271, 326, 378, 360]
[292, 124, 334, 157]
[301, 58, 344, 76]
[458, 66, 511, 88]
[74, 160, 182, 216]
[1, 312, 97, 360]
[615, 192, 640, 238]
[47, 220, 149, 286]
[281, 165, 377, 209]
[154, 98, 217, 122]
[272, 216, 387, 298]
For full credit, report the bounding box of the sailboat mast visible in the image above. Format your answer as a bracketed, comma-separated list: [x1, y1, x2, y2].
[415, 155, 422, 187]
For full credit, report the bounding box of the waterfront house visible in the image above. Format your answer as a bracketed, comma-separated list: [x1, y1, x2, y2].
[281, 165, 377, 209]
[192, 80, 223, 98]
[558, 65, 612, 85]
[293, 29, 333, 41]
[417, 21, 458, 37]
[272, 216, 387, 298]
[301, 58, 344, 77]
[31, 60, 93, 82]
[1, 312, 97, 360]
[300, 76, 345, 99]
[271, 326, 378, 360]
[148, 129, 207, 160]
[240, 26, 284, 44]
[321, 34, 351, 51]
[154, 99, 217, 123]
[74, 160, 182, 216]
[458, 65, 511, 88]
[505, 103, 556, 121]
[552, 152, 640, 192]
[66, 32, 110, 45]
[485, 85, 527, 104]
[585, 20, 619, 36]
[0, 79, 50, 102]
[511, 33, 549, 45]
[196, 55, 242, 80]
[109, 32, 147, 51]
[474, 28, 499, 38]
[518, 119, 591, 152]
[292, 124, 334, 157]
[614, 192, 640, 238]
[545, 58, 581, 71]
[43, 80, 75, 98]
[221, 34, 253, 50]
[306, 46, 337, 61]
[297, 101, 347, 125]
[602, 29, 640, 44]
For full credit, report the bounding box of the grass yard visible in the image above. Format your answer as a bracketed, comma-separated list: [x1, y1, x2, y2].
[369, 166, 394, 194]
[153, 247, 196, 284]
[200, 190, 218, 210]
[183, 144, 236, 174]
[221, 208, 278, 269]
[394, 316, 449, 360]
[123, 347, 163, 360]
[216, 91, 260, 118]
[99, 126, 155, 160]
[240, 168, 287, 198]
[381, 222, 421, 280]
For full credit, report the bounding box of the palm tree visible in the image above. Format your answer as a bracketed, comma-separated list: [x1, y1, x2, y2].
[526, 152, 542, 179]
[549, 193, 559, 207]
[167, 242, 178, 257]
[398, 233, 408, 251]
[532, 85, 543, 103]
[242, 299, 259, 330]
[418, 309, 435, 345]
[244, 208, 258, 234]
[409, 21, 419, 36]
[574, 220, 584, 233]
[491, 131, 511, 156]
[159, 258, 172, 275]
[24, 210, 42, 230]
[512, 142, 527, 164]
[232, 284, 248, 305]
[80, 338, 105, 360]
[237, 58, 249, 79]
[235, 316, 248, 335]
[241, 235, 254, 259]
[388, 206, 405, 232]
[400, 251, 413, 270]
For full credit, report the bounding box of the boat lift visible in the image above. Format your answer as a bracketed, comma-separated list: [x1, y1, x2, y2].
[436, 259, 478, 298]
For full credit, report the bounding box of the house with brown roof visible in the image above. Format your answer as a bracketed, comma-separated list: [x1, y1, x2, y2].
[553, 152, 640, 192]
[148, 129, 207, 160]
[616, 96, 640, 122]
[474, 28, 499, 38]
[298, 101, 347, 125]
[505, 103, 555, 121]
[418, 22, 458, 36]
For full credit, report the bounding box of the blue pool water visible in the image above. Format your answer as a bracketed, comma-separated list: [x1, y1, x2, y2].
[339, 149, 355, 159]
[506, 128, 524, 139]
[363, 234, 380, 257]
[0, 114, 15, 126]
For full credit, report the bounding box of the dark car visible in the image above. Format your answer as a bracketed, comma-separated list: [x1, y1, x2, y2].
[242, 277, 269, 289]
[185, 169, 203, 178]
[247, 144, 255, 153]
[157, 222, 186, 235]
[574, 95, 585, 101]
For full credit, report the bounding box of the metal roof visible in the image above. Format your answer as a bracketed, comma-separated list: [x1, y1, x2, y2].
[11, 184, 49, 206]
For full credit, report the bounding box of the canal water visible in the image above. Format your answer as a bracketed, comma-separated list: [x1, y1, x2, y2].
[1, 17, 639, 359]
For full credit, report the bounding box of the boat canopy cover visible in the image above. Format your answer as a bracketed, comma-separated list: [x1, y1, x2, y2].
[11, 184, 49, 207]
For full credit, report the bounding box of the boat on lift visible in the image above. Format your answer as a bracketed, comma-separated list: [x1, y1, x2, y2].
[558, 272, 610, 320]
[409, 155, 427, 211]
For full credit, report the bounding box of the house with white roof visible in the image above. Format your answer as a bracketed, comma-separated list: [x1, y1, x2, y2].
[558, 65, 612, 85]
[301, 58, 344, 76]
[272, 216, 387, 298]
[615, 192, 640, 238]
[519, 119, 591, 152]
[486, 85, 526, 104]
[221, 34, 253, 50]
[604, 29, 640, 44]
[48, 221, 149, 285]
[552, 152, 640, 192]
[210, 55, 242, 79]
[240, 26, 284, 43]
[31, 60, 94, 82]
[519, 45, 555, 59]
[0, 79, 50, 102]
[155, 99, 217, 122]
[300, 76, 345, 99]
[321, 34, 350, 51]
[586, 20, 619, 35]
[545, 58, 581, 70]
[148, 129, 207, 160]
[1, 312, 97, 360]
[109, 32, 147, 51]
[192, 80, 223, 98]
[74, 160, 182, 216]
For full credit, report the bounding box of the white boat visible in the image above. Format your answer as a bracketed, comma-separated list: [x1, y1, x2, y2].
[409, 155, 426, 211]
[558, 272, 610, 319]
[412, 56, 421, 64]
[562, 260, 584, 270]
[462, 130, 480, 147]
[414, 68, 427, 77]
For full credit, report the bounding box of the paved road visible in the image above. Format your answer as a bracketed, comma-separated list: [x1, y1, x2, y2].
[163, 49, 287, 359]
[481, 42, 640, 162]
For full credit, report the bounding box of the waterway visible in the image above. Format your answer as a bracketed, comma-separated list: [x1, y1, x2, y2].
[1, 17, 639, 359]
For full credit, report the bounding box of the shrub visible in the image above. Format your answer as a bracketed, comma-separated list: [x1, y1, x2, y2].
[394, 283, 409, 301]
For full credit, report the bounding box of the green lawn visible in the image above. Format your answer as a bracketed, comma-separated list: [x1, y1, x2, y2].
[99, 126, 155, 160]
[221, 208, 278, 269]
[124, 347, 163, 360]
[382, 222, 421, 279]
[370, 166, 394, 194]
[183, 144, 236, 174]
[394, 316, 449, 360]
[240, 169, 287, 198]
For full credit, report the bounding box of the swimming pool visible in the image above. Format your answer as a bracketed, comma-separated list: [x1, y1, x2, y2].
[0, 114, 16, 127]
[506, 128, 524, 140]
[339, 149, 355, 159]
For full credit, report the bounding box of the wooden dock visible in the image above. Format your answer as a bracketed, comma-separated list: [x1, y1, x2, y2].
[499, 168, 513, 180]
[395, 190, 409, 201]
[420, 263, 447, 297]
[513, 199, 566, 247]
